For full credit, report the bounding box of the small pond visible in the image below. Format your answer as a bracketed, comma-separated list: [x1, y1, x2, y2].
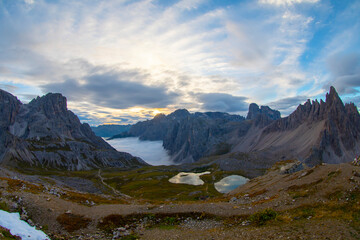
[214, 175, 249, 193]
[168, 171, 211, 186]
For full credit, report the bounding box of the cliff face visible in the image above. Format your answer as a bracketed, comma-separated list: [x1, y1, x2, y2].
[235, 87, 360, 166]
[246, 103, 281, 127]
[0, 90, 145, 170]
[114, 107, 279, 163]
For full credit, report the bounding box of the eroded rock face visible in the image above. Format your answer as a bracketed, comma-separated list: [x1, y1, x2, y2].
[246, 103, 281, 127]
[0, 90, 145, 170]
[113, 105, 280, 163]
[262, 86, 360, 165]
[0, 90, 22, 163]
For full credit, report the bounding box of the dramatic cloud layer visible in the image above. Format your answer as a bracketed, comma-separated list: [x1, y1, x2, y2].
[197, 93, 248, 112]
[268, 95, 308, 115]
[0, 0, 359, 124]
[325, 53, 360, 94]
[43, 71, 178, 109]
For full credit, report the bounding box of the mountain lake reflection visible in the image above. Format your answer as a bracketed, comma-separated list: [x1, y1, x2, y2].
[214, 175, 249, 193]
[169, 172, 211, 185]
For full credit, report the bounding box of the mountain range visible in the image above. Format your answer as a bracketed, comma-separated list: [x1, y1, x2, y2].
[0, 86, 358, 173]
[112, 87, 360, 172]
[0, 89, 145, 170]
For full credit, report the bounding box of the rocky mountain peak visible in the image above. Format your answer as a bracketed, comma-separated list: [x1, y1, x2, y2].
[246, 103, 261, 120]
[29, 93, 67, 118]
[0, 89, 145, 170]
[153, 113, 166, 120]
[168, 109, 190, 119]
[0, 89, 21, 128]
[260, 106, 281, 121]
[246, 103, 280, 127]
[326, 86, 342, 105]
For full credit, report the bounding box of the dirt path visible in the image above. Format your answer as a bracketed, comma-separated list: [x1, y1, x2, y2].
[1, 163, 359, 239]
[97, 169, 131, 198]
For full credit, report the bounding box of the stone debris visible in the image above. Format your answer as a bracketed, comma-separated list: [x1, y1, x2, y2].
[280, 161, 304, 175]
[352, 157, 360, 166]
[112, 227, 132, 239]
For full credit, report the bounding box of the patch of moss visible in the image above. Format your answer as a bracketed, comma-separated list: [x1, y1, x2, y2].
[103, 168, 223, 202]
[0, 201, 10, 212]
[0, 177, 44, 194]
[287, 178, 323, 199]
[326, 169, 341, 181]
[248, 189, 268, 198]
[0, 226, 21, 240]
[325, 189, 343, 201]
[56, 213, 91, 232]
[120, 234, 139, 240]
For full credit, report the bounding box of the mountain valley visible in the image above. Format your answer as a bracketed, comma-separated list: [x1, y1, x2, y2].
[0, 87, 359, 239]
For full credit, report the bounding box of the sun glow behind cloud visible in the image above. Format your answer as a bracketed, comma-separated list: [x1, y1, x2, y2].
[0, 0, 359, 125]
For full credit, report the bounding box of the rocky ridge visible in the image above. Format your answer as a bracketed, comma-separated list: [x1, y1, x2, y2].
[229, 86, 360, 168]
[0, 89, 145, 170]
[112, 87, 360, 169]
[91, 124, 131, 138]
[112, 109, 249, 163]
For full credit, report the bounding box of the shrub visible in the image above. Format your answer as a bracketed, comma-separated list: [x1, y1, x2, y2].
[0, 201, 9, 212]
[249, 208, 278, 226]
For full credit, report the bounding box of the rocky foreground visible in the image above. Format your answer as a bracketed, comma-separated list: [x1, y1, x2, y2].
[0, 160, 359, 239]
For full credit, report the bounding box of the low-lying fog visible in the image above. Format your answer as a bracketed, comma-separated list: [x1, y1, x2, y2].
[106, 137, 173, 166]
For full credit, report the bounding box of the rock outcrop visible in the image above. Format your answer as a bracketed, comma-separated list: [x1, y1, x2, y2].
[246, 103, 281, 127]
[0, 90, 145, 170]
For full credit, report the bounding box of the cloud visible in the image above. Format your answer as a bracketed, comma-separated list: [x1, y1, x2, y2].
[197, 93, 248, 112]
[1, 0, 359, 125]
[259, 0, 320, 6]
[324, 53, 360, 94]
[268, 95, 308, 115]
[24, 0, 34, 4]
[42, 70, 178, 109]
[0, 84, 18, 93]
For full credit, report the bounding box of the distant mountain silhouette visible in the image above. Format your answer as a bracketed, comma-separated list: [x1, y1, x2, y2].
[91, 124, 131, 137]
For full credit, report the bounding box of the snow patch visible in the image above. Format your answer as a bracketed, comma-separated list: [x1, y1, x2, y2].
[0, 210, 50, 240]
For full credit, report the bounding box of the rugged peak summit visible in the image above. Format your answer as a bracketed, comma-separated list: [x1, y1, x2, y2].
[324, 86, 345, 113]
[246, 104, 280, 121]
[246, 103, 261, 120]
[0, 89, 145, 170]
[0, 89, 21, 128]
[246, 103, 280, 127]
[154, 113, 166, 120]
[266, 86, 349, 133]
[326, 86, 342, 105]
[29, 93, 67, 117]
[168, 109, 190, 119]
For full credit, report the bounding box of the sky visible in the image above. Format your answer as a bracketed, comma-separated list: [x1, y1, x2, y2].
[0, 0, 359, 125]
